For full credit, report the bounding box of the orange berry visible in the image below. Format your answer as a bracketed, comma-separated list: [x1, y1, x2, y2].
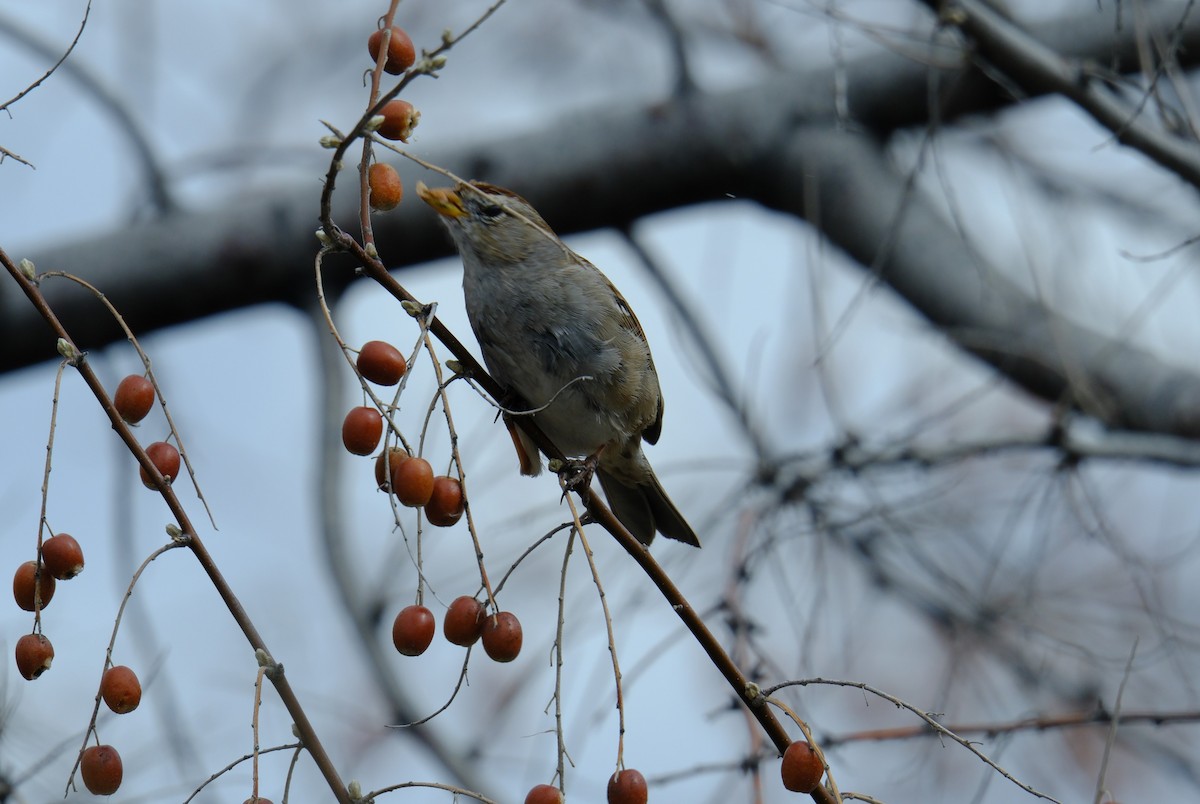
[780, 740, 823, 793]
[392, 456, 434, 507]
[606, 769, 648, 804]
[342, 406, 384, 456]
[113, 375, 155, 424]
[101, 665, 142, 714]
[425, 476, 464, 526]
[392, 605, 436, 656]
[81, 744, 123, 796]
[374, 447, 408, 490]
[481, 611, 522, 663]
[41, 533, 84, 580]
[13, 560, 55, 611]
[378, 99, 420, 142]
[140, 441, 181, 488]
[368, 163, 404, 211]
[243, 799, 274, 804]
[443, 596, 485, 647]
[525, 784, 564, 804]
[14, 633, 54, 680]
[357, 340, 407, 384]
[367, 25, 416, 74]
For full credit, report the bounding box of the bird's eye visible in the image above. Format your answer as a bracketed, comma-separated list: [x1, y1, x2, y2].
[479, 203, 503, 219]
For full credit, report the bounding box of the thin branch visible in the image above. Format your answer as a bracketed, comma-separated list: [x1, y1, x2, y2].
[66, 540, 184, 794]
[0, 0, 92, 111]
[1094, 640, 1138, 804]
[0, 0, 172, 212]
[825, 706, 1200, 747]
[929, 0, 1200, 189]
[1, 246, 352, 804]
[764, 677, 1061, 802]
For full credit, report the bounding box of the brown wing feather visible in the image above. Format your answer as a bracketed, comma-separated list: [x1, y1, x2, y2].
[607, 276, 664, 445]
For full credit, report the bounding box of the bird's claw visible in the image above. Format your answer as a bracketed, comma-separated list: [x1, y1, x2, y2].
[556, 453, 600, 499]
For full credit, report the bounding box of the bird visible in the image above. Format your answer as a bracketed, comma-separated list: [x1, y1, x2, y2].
[416, 179, 699, 547]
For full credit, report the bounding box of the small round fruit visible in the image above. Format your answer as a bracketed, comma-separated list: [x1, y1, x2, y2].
[101, 665, 142, 714]
[342, 407, 384, 456]
[81, 744, 123, 796]
[140, 441, 181, 488]
[113, 375, 155, 424]
[15, 633, 54, 680]
[392, 456, 434, 507]
[243, 798, 274, 804]
[780, 740, 823, 793]
[606, 769, 648, 804]
[368, 163, 404, 211]
[525, 784, 564, 804]
[367, 25, 416, 74]
[378, 99, 420, 142]
[41, 533, 84, 580]
[375, 447, 408, 490]
[481, 611, 522, 663]
[425, 476, 464, 527]
[443, 596, 485, 647]
[357, 340, 407, 384]
[13, 560, 55, 611]
[392, 605, 436, 656]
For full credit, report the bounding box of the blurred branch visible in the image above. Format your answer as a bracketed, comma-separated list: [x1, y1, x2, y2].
[644, 0, 696, 96]
[0, 2, 173, 214]
[766, 677, 1059, 801]
[773, 417, 1200, 482]
[923, 0, 1200, 187]
[824, 705, 1200, 747]
[9, 4, 1200, 444]
[766, 125, 1200, 438]
[620, 228, 770, 461]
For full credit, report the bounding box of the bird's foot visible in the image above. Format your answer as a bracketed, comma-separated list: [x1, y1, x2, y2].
[553, 450, 603, 499]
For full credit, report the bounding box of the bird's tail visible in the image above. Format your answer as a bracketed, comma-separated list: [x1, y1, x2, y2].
[597, 467, 700, 547]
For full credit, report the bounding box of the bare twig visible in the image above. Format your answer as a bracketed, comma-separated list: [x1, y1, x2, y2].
[181, 743, 302, 804]
[363, 780, 496, 802]
[1094, 640, 1139, 804]
[38, 270, 217, 527]
[0, 0, 92, 111]
[67, 540, 184, 794]
[562, 489, 629, 777]
[764, 677, 1060, 802]
[825, 705, 1200, 746]
[32, 359, 69, 627]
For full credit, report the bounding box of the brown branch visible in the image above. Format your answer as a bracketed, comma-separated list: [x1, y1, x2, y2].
[0, 247, 352, 804]
[580, 488, 838, 804]
[326, 221, 839, 803]
[825, 707, 1200, 746]
[0, 0, 92, 112]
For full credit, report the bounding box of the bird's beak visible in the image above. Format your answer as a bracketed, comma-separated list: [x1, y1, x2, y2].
[415, 181, 465, 218]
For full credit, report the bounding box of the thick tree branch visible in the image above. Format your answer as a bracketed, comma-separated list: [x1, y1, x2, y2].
[6, 5, 1200, 442]
[925, 0, 1200, 188]
[764, 125, 1200, 437]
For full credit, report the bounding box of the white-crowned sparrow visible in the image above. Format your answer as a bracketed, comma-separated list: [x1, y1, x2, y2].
[416, 180, 699, 547]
